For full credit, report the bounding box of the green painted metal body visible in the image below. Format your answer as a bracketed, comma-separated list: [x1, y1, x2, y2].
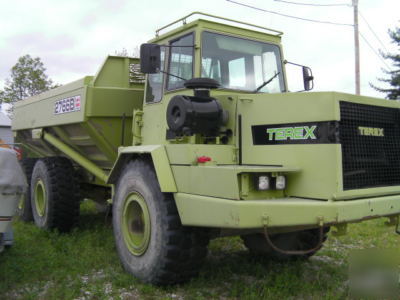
[175, 193, 400, 228]
[13, 56, 144, 176]
[108, 145, 177, 192]
[12, 13, 400, 232]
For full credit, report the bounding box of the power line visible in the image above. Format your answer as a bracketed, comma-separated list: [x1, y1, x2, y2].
[226, 0, 354, 27]
[272, 0, 391, 93]
[273, 0, 390, 56]
[226, 0, 391, 79]
[273, 0, 350, 7]
[359, 31, 392, 70]
[358, 10, 389, 53]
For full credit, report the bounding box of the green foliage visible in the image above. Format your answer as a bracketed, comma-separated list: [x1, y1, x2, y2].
[373, 26, 400, 100]
[0, 55, 56, 114]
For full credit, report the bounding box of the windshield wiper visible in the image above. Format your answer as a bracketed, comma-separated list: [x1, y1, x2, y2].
[160, 70, 187, 81]
[254, 71, 280, 93]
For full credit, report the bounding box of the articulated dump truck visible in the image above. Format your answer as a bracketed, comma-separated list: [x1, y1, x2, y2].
[12, 12, 400, 284]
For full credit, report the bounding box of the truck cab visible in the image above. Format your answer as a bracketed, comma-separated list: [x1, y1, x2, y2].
[135, 12, 400, 228]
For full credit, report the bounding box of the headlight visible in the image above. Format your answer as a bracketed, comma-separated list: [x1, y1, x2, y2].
[257, 175, 270, 190]
[275, 175, 286, 190]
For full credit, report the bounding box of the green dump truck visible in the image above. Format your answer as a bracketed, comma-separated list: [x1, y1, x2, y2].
[12, 12, 400, 284]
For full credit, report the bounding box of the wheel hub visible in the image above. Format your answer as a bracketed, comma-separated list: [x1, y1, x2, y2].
[122, 192, 151, 256]
[34, 179, 46, 217]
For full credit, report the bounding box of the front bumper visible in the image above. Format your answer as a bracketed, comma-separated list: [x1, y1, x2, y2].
[175, 193, 400, 228]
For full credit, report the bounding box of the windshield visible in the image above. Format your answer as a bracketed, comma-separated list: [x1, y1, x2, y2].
[201, 32, 285, 93]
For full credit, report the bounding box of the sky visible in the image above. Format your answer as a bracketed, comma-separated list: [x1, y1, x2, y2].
[0, 0, 399, 113]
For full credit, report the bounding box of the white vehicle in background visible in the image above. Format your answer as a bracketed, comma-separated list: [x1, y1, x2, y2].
[0, 148, 26, 252]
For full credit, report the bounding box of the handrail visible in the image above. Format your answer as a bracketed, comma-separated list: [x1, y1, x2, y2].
[155, 11, 283, 37]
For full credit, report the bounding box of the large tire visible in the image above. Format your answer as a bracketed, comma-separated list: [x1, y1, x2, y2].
[30, 157, 80, 232]
[242, 227, 329, 260]
[113, 159, 209, 285]
[17, 158, 38, 221]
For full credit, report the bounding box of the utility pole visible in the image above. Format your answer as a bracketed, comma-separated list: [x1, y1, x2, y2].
[353, 0, 360, 95]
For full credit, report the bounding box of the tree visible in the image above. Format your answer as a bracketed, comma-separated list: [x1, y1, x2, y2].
[114, 46, 140, 58]
[373, 26, 400, 100]
[0, 55, 56, 114]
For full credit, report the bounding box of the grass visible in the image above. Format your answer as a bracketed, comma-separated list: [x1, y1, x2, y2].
[0, 200, 399, 299]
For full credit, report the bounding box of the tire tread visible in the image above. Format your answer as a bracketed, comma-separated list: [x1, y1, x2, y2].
[114, 159, 209, 285]
[31, 157, 80, 232]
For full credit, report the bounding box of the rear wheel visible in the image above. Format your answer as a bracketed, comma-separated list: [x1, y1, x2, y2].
[113, 159, 209, 285]
[17, 158, 38, 221]
[30, 157, 80, 232]
[242, 228, 329, 260]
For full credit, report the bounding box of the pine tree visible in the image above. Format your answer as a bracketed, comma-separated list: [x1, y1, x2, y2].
[373, 26, 400, 100]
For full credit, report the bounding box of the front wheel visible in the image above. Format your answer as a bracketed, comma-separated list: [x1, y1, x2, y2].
[113, 159, 209, 285]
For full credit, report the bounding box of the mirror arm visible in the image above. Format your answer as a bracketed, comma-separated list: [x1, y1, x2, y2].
[283, 60, 304, 68]
[284, 60, 314, 92]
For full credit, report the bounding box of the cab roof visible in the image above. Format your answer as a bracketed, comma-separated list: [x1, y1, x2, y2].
[149, 12, 283, 45]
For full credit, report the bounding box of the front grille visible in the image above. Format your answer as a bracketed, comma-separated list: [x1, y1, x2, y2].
[340, 101, 400, 190]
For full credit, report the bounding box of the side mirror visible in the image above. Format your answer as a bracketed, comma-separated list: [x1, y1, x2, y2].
[302, 66, 314, 91]
[140, 43, 161, 74]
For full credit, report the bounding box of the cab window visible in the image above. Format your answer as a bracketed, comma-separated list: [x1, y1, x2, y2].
[201, 31, 284, 93]
[146, 47, 165, 103]
[167, 33, 194, 90]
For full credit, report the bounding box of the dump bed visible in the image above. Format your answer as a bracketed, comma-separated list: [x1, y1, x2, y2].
[13, 56, 145, 170]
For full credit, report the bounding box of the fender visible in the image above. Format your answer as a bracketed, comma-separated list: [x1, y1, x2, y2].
[107, 145, 177, 192]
